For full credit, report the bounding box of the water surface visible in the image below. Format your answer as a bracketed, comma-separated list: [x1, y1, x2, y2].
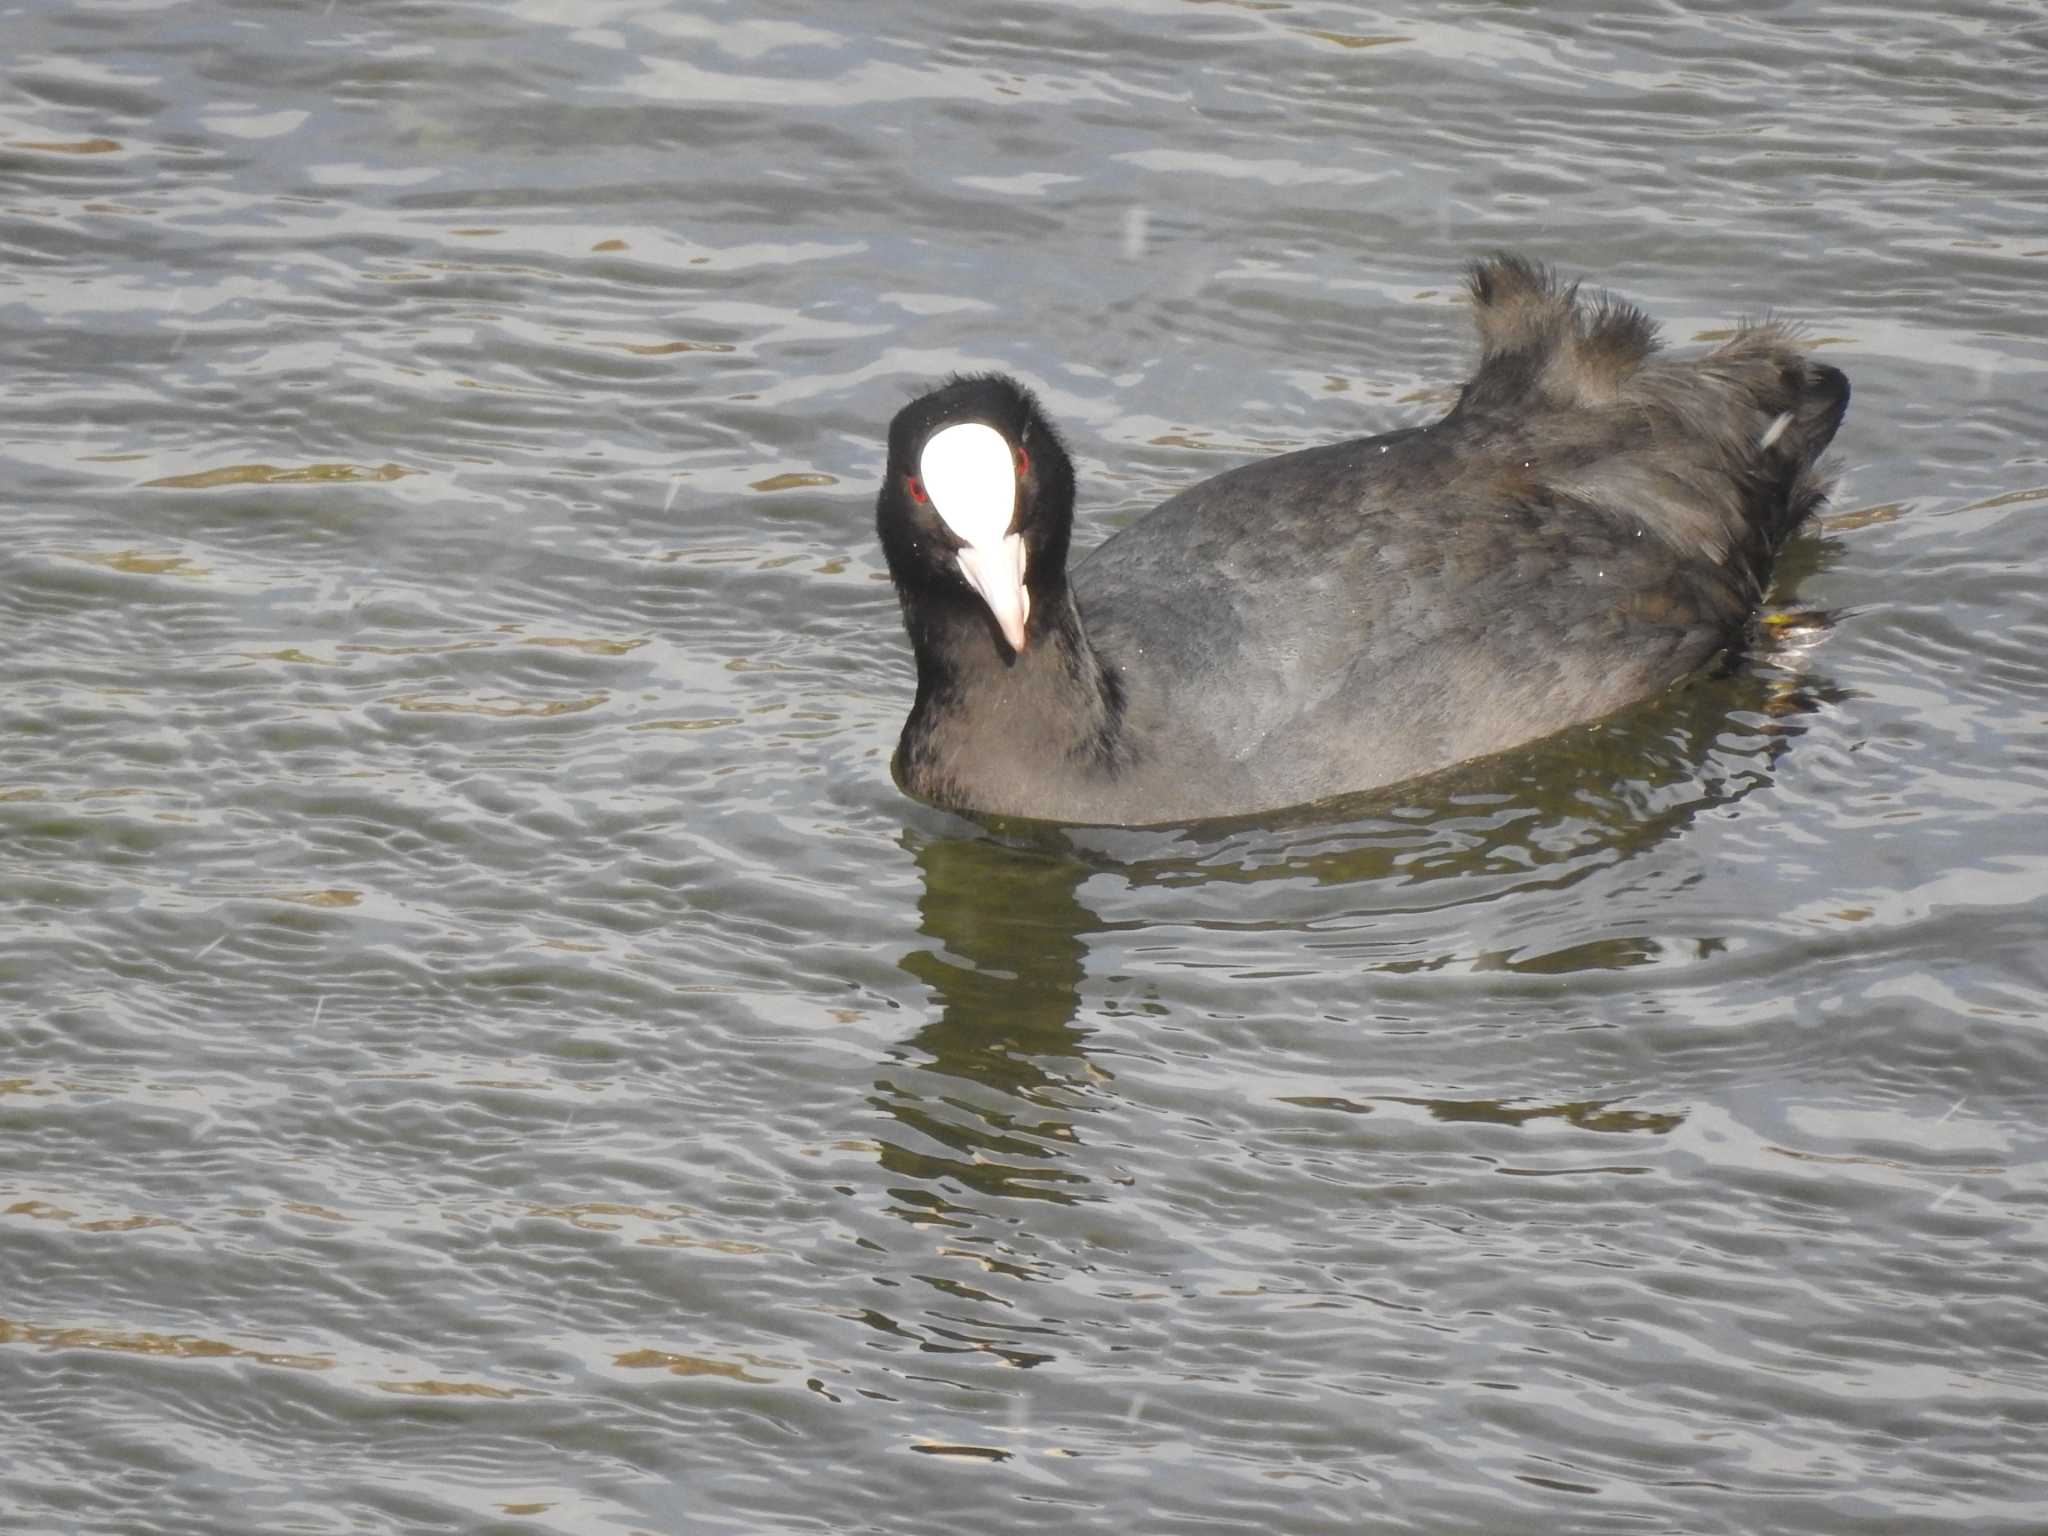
[4, 2, 2047, 1532]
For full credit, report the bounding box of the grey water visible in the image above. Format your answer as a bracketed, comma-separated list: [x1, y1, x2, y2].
[4, 2, 2047, 1532]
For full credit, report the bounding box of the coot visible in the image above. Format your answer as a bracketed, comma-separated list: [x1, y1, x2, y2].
[874, 254, 1849, 825]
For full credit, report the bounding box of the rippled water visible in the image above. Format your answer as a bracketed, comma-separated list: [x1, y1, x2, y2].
[5, 2, 2047, 1532]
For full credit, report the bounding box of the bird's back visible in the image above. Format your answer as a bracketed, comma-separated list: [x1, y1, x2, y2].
[1075, 255, 1849, 809]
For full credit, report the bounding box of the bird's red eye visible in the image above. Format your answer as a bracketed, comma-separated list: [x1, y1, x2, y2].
[907, 474, 927, 504]
[1014, 446, 1030, 477]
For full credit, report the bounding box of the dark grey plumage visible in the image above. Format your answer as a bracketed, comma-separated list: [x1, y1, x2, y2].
[874, 254, 1850, 825]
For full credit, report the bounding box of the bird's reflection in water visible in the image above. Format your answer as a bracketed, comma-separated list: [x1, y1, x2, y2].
[857, 834, 1113, 1373]
[871, 831, 1108, 1228]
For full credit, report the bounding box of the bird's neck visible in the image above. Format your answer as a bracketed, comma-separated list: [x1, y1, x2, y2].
[894, 583, 1129, 818]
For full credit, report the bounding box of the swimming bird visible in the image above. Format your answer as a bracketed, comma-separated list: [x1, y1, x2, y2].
[873, 254, 1849, 825]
